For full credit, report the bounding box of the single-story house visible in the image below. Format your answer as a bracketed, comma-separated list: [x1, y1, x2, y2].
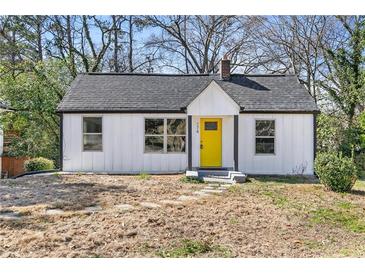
[57, 57, 319, 175]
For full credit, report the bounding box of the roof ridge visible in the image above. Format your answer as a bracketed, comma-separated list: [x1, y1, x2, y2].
[83, 72, 211, 77]
[231, 73, 295, 77]
[81, 72, 297, 78]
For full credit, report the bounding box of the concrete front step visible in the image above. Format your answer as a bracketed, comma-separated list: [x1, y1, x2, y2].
[202, 177, 235, 184]
[185, 169, 247, 184]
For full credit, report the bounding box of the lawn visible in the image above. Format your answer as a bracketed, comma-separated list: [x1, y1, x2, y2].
[1, 174, 365, 257]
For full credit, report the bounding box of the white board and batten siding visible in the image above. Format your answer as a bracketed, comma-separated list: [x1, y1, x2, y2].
[63, 112, 314, 175]
[62, 113, 187, 173]
[239, 113, 314, 175]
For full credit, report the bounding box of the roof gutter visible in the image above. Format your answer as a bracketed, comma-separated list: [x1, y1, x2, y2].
[56, 109, 186, 114]
[57, 109, 320, 115]
[240, 110, 321, 114]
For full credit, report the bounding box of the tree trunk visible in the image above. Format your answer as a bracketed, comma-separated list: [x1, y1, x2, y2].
[128, 16, 133, 72]
[112, 15, 119, 72]
[66, 16, 77, 77]
[36, 16, 43, 62]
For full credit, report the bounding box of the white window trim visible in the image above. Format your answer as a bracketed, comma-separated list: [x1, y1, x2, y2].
[144, 118, 186, 154]
[82, 115, 103, 152]
[254, 119, 276, 156]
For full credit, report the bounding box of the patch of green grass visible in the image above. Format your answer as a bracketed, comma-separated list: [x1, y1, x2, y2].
[138, 173, 151, 180]
[262, 190, 289, 208]
[309, 208, 365, 233]
[303, 239, 323, 250]
[251, 175, 317, 184]
[157, 239, 231, 258]
[337, 201, 355, 210]
[88, 253, 105, 258]
[228, 217, 239, 225]
[53, 172, 62, 178]
[227, 184, 245, 194]
[338, 245, 365, 257]
[354, 179, 365, 191]
[179, 176, 204, 184]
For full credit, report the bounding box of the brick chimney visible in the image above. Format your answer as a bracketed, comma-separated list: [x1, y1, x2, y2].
[220, 54, 231, 80]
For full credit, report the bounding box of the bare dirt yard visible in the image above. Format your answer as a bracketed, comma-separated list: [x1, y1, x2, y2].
[1, 173, 365, 258]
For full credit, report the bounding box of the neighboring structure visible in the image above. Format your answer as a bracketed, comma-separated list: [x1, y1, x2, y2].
[0, 102, 28, 178]
[0, 102, 11, 177]
[57, 57, 319, 175]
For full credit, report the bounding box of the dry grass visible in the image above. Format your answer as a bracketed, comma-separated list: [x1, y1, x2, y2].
[1, 174, 365, 257]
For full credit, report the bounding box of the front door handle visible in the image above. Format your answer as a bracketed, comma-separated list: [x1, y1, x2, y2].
[200, 144, 203, 149]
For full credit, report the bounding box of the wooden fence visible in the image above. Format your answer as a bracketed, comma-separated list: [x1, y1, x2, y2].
[1, 156, 29, 178]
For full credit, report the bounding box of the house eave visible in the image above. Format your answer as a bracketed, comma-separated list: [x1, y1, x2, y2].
[57, 109, 320, 115]
[240, 110, 320, 114]
[56, 109, 186, 114]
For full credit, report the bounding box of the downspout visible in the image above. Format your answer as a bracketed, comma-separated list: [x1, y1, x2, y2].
[188, 115, 192, 171]
[313, 113, 317, 174]
[59, 113, 63, 171]
[234, 115, 239, 171]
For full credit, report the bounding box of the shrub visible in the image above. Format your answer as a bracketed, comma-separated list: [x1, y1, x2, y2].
[315, 152, 357, 192]
[138, 173, 151, 180]
[179, 176, 204, 184]
[157, 239, 231, 258]
[24, 157, 55, 172]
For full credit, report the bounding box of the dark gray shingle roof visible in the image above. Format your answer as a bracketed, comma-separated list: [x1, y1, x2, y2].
[57, 73, 319, 113]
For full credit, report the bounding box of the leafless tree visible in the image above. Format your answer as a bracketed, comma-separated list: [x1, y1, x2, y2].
[251, 16, 338, 103]
[144, 16, 264, 74]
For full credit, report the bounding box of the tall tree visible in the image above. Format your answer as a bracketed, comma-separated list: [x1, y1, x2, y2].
[321, 16, 365, 125]
[144, 15, 261, 73]
[252, 16, 334, 102]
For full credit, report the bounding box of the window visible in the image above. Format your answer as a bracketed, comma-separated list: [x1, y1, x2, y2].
[167, 119, 186, 152]
[145, 119, 164, 153]
[83, 117, 102, 151]
[255, 120, 275, 154]
[204, 121, 217, 130]
[145, 118, 186, 153]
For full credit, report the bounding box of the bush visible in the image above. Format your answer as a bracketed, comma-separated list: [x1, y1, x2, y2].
[179, 176, 204, 184]
[24, 157, 55, 172]
[315, 152, 357, 192]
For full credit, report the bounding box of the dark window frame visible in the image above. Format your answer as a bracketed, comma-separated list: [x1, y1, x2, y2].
[144, 118, 186, 154]
[204, 121, 218, 131]
[82, 116, 103, 152]
[144, 118, 165, 153]
[255, 119, 275, 155]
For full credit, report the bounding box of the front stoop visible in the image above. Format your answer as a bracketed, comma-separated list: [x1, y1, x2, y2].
[185, 169, 246, 184]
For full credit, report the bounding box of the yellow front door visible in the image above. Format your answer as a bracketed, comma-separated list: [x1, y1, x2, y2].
[200, 118, 222, 167]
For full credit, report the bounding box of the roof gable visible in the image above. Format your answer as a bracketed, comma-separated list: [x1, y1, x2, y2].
[187, 80, 240, 115]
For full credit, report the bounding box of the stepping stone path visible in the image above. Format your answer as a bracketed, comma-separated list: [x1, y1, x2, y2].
[177, 195, 199, 201]
[115, 204, 135, 211]
[160, 200, 183, 206]
[140, 202, 161, 209]
[0, 182, 233, 219]
[0, 211, 22, 220]
[83, 205, 103, 213]
[193, 191, 212, 197]
[201, 189, 224, 194]
[45, 208, 65, 215]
